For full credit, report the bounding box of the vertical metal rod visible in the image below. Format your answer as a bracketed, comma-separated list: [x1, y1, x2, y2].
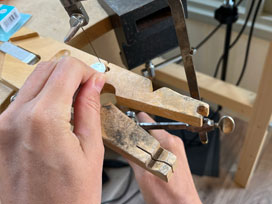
[168, 0, 208, 144]
[221, 23, 232, 81]
[168, 0, 200, 100]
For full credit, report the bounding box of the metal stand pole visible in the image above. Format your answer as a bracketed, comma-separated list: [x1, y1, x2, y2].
[221, 22, 233, 81]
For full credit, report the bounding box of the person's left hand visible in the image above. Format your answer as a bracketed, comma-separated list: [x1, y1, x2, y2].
[0, 57, 105, 203]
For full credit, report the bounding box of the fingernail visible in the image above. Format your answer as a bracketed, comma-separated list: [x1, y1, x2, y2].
[94, 73, 105, 93]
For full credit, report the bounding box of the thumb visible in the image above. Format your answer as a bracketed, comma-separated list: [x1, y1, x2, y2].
[73, 72, 105, 156]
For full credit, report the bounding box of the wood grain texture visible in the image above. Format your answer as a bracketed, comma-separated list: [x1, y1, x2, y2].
[0, 51, 4, 78]
[9, 27, 39, 42]
[101, 103, 176, 182]
[1, 29, 103, 89]
[234, 42, 272, 187]
[0, 52, 13, 113]
[1, 28, 209, 126]
[136, 58, 256, 119]
[105, 63, 209, 126]
[0, 82, 15, 113]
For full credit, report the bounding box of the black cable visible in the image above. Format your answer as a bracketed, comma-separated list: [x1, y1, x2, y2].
[101, 168, 133, 204]
[177, 23, 222, 64]
[190, 1, 246, 54]
[195, 23, 223, 50]
[236, 0, 263, 85]
[213, 0, 256, 78]
[213, 55, 223, 77]
[121, 190, 141, 204]
[237, 0, 244, 6]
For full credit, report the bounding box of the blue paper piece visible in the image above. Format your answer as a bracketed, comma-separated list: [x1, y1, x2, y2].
[0, 13, 31, 42]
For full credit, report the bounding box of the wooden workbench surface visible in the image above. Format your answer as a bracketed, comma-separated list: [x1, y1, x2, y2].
[1, 0, 108, 42]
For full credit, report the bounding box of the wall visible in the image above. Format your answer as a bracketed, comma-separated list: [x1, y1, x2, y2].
[164, 19, 270, 93]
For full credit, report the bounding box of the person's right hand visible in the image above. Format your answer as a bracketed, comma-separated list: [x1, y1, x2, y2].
[129, 112, 202, 204]
[0, 57, 105, 204]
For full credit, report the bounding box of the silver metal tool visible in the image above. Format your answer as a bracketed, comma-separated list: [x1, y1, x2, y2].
[168, 0, 200, 100]
[64, 13, 85, 43]
[10, 92, 18, 103]
[141, 61, 156, 79]
[0, 42, 40, 65]
[126, 111, 235, 140]
[60, 0, 89, 21]
[60, 0, 101, 60]
[138, 116, 235, 135]
[167, 0, 209, 144]
[60, 0, 89, 42]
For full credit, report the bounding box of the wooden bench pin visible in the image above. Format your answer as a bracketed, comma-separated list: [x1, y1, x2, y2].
[101, 103, 177, 182]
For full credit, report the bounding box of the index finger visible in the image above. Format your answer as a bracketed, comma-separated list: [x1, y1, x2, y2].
[37, 57, 98, 105]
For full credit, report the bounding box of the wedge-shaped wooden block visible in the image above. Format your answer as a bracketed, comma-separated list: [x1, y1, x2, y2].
[104, 63, 209, 127]
[101, 103, 177, 182]
[1, 28, 209, 127]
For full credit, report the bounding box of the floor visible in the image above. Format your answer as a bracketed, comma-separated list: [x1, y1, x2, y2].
[102, 117, 272, 204]
[195, 118, 272, 204]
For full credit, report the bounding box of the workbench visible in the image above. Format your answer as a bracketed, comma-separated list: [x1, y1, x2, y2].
[1, 0, 272, 188]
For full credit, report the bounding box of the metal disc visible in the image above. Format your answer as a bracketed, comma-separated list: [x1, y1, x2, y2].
[218, 116, 235, 134]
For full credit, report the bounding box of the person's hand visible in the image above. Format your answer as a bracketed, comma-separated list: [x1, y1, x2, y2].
[129, 112, 202, 204]
[0, 57, 105, 203]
